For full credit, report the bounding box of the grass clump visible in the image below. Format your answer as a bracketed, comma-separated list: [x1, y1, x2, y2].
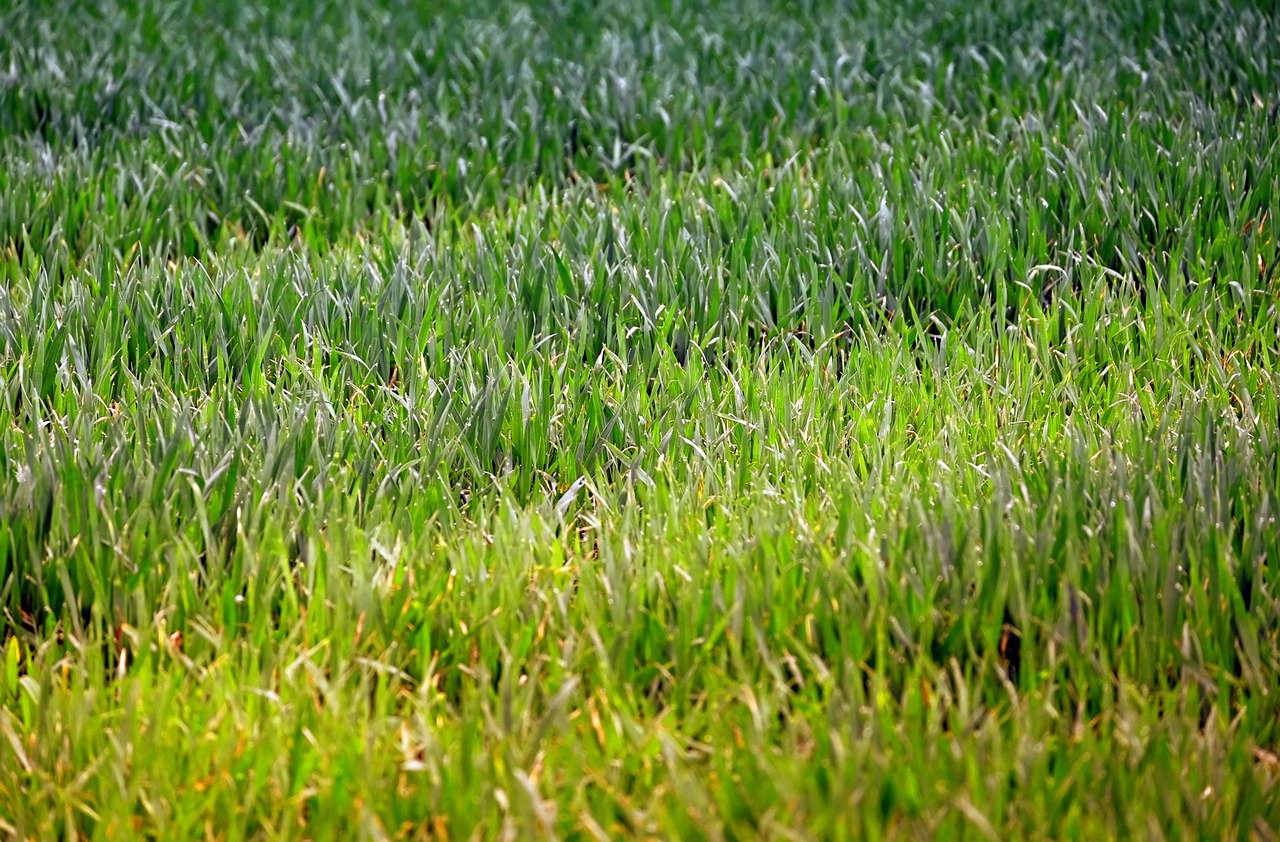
[2, 0, 1279, 838]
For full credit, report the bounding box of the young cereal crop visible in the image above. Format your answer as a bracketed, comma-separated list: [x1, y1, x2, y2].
[1, 0, 1279, 838]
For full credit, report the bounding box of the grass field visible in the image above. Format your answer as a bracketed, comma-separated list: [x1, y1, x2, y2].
[2, 0, 1280, 837]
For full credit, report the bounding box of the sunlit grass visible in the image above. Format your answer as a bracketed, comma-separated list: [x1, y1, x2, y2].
[1, 0, 1279, 838]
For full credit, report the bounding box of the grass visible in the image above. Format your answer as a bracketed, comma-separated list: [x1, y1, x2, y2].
[1, 0, 1279, 837]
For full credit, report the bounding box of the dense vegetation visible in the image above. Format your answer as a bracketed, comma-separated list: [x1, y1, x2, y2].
[2, 0, 1279, 837]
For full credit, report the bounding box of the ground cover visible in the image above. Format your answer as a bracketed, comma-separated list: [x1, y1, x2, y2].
[2, 0, 1279, 837]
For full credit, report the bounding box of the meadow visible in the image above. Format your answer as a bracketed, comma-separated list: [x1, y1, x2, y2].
[1, 0, 1279, 837]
